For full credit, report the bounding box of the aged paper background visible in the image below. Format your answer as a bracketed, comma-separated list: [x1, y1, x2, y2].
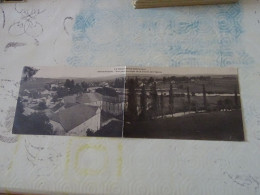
[1, 0, 260, 194]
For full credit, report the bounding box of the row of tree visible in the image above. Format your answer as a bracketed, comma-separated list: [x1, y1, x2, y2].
[126, 78, 240, 122]
[126, 75, 211, 86]
[114, 78, 125, 88]
[52, 79, 89, 100]
[54, 78, 122, 100]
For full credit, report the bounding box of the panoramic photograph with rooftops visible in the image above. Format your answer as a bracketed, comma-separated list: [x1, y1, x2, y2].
[12, 66, 125, 137]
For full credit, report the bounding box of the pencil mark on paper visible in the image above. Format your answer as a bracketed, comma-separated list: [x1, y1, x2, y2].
[0, 6, 5, 29]
[215, 159, 260, 193]
[34, 38, 39, 46]
[63, 16, 73, 36]
[8, 4, 45, 41]
[224, 172, 260, 193]
[24, 138, 63, 176]
[0, 107, 18, 143]
[4, 42, 27, 52]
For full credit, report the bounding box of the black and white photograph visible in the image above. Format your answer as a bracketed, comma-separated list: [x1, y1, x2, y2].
[123, 67, 245, 141]
[12, 66, 125, 137]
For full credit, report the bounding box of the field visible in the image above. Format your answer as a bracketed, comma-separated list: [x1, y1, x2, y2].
[135, 77, 239, 94]
[123, 110, 244, 141]
[135, 95, 240, 114]
[20, 78, 65, 92]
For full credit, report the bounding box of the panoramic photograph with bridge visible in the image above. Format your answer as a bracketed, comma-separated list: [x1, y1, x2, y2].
[123, 67, 244, 141]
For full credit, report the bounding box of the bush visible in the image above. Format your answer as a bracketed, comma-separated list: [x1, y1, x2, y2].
[38, 101, 47, 110]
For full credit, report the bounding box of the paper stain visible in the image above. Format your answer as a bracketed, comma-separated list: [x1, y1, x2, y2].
[65, 138, 123, 177]
[6, 136, 21, 175]
[65, 138, 72, 176]
[68, 1, 253, 67]
[74, 144, 108, 176]
[117, 143, 123, 177]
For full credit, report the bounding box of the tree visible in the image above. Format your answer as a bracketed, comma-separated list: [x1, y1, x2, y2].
[169, 83, 174, 115]
[150, 82, 158, 118]
[114, 78, 124, 88]
[44, 84, 51, 91]
[27, 112, 53, 135]
[163, 77, 167, 83]
[16, 97, 24, 113]
[52, 95, 58, 103]
[74, 83, 83, 94]
[187, 86, 191, 112]
[148, 77, 154, 84]
[139, 84, 147, 120]
[234, 87, 239, 108]
[38, 101, 47, 110]
[70, 80, 75, 89]
[202, 84, 207, 110]
[64, 79, 71, 89]
[86, 128, 94, 136]
[13, 112, 53, 135]
[22, 66, 39, 82]
[81, 81, 89, 92]
[217, 99, 224, 111]
[96, 87, 118, 97]
[135, 77, 139, 88]
[64, 79, 75, 90]
[57, 87, 69, 98]
[160, 93, 164, 118]
[224, 98, 233, 110]
[182, 99, 188, 114]
[127, 79, 137, 122]
[191, 100, 198, 112]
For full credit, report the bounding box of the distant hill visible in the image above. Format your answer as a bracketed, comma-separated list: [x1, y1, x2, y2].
[20, 75, 124, 92]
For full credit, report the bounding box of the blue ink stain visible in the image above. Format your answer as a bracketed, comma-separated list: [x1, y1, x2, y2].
[173, 21, 199, 34]
[74, 13, 95, 33]
[67, 1, 253, 68]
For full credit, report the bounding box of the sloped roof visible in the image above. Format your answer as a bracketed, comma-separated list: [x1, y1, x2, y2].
[50, 104, 99, 132]
[76, 93, 102, 104]
[102, 95, 124, 103]
[64, 95, 77, 104]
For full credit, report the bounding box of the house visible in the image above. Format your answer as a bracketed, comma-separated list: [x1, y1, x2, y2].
[63, 94, 77, 105]
[50, 83, 58, 90]
[102, 95, 124, 116]
[41, 90, 56, 99]
[88, 87, 100, 93]
[50, 104, 101, 136]
[99, 82, 109, 87]
[22, 89, 31, 96]
[76, 93, 103, 107]
[41, 90, 51, 97]
[23, 107, 36, 116]
[52, 102, 65, 113]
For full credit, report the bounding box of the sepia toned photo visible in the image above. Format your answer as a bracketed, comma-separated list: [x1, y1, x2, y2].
[12, 66, 245, 141]
[123, 67, 245, 141]
[12, 66, 125, 137]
